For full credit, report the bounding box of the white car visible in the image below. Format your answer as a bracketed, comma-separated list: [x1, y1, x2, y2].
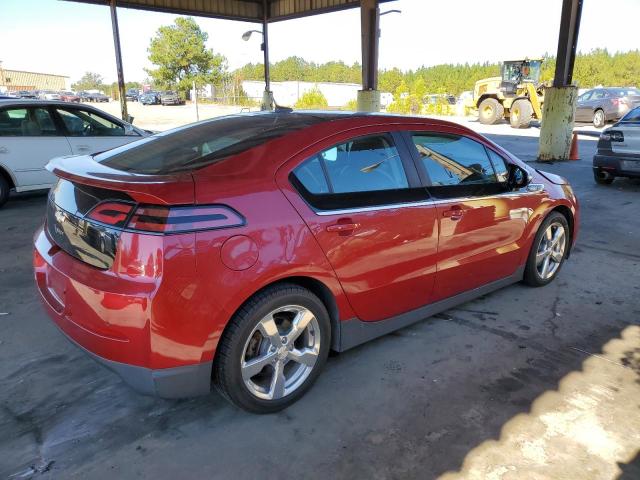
[593, 106, 640, 184]
[0, 100, 150, 207]
[39, 91, 62, 101]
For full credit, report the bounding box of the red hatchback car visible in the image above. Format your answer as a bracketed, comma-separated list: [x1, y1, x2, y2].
[34, 112, 579, 413]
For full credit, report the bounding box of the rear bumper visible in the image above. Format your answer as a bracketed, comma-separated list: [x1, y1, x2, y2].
[67, 332, 212, 398]
[33, 227, 215, 398]
[594, 152, 640, 177]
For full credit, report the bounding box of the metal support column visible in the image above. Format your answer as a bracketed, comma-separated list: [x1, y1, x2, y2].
[357, 0, 380, 112]
[109, 0, 128, 121]
[261, 0, 274, 111]
[538, 0, 583, 161]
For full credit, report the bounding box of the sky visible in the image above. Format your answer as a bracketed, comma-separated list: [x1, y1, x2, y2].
[0, 0, 639, 84]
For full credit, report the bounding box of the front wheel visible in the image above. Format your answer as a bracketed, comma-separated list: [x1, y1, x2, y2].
[478, 98, 504, 125]
[523, 212, 570, 287]
[509, 99, 533, 129]
[213, 284, 330, 413]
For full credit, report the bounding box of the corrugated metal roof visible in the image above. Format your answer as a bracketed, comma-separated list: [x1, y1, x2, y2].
[63, 0, 395, 22]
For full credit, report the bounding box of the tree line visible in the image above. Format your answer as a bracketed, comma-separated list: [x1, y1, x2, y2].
[235, 49, 640, 96]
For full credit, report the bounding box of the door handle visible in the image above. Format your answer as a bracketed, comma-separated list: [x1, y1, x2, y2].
[326, 222, 360, 233]
[442, 206, 466, 220]
[0, 146, 8, 154]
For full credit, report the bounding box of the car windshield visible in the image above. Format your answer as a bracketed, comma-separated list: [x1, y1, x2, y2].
[95, 113, 332, 175]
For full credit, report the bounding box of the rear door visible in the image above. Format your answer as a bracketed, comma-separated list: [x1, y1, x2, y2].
[404, 130, 532, 302]
[281, 129, 439, 322]
[0, 105, 72, 189]
[53, 106, 141, 155]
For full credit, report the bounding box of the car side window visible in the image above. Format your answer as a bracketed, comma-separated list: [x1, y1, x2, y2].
[0, 107, 57, 137]
[56, 108, 126, 137]
[579, 91, 592, 102]
[291, 134, 427, 211]
[486, 148, 509, 183]
[592, 90, 606, 100]
[411, 133, 499, 186]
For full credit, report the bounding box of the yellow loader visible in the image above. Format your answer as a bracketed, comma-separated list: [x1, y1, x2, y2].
[473, 59, 545, 128]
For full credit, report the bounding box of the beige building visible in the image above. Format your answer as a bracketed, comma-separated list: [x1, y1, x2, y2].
[0, 67, 70, 92]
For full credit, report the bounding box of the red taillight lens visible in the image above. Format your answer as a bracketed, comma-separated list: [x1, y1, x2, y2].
[127, 205, 245, 233]
[87, 201, 134, 228]
[86, 202, 244, 234]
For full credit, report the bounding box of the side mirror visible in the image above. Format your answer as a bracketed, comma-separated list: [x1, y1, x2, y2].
[508, 164, 531, 190]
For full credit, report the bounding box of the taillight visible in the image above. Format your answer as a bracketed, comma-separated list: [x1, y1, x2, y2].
[86, 201, 244, 234]
[87, 201, 134, 228]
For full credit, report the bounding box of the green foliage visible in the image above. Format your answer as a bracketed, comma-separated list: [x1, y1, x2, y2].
[146, 17, 228, 95]
[235, 50, 640, 99]
[72, 72, 105, 91]
[342, 99, 358, 111]
[294, 88, 329, 110]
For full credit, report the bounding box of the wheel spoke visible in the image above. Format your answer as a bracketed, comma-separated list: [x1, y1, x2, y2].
[288, 309, 315, 342]
[551, 227, 565, 246]
[242, 353, 275, 381]
[287, 348, 318, 367]
[540, 256, 551, 278]
[268, 360, 286, 399]
[258, 316, 282, 348]
[536, 250, 547, 265]
[551, 250, 564, 263]
[545, 227, 553, 242]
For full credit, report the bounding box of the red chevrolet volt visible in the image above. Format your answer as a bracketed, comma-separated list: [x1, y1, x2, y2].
[34, 112, 579, 413]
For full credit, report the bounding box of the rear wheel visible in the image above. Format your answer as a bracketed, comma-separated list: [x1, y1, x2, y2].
[0, 175, 9, 208]
[478, 98, 504, 125]
[509, 99, 533, 128]
[593, 109, 606, 128]
[524, 212, 570, 287]
[593, 168, 614, 185]
[213, 284, 330, 413]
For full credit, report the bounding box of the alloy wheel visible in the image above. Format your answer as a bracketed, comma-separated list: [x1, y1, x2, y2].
[536, 221, 567, 280]
[241, 305, 321, 400]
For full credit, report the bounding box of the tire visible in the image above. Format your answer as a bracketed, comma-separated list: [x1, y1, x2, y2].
[0, 175, 9, 208]
[523, 212, 570, 287]
[213, 284, 331, 413]
[509, 99, 533, 129]
[593, 168, 614, 185]
[593, 109, 606, 128]
[478, 98, 504, 125]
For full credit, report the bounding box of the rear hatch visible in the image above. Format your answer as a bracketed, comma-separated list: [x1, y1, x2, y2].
[45, 155, 194, 269]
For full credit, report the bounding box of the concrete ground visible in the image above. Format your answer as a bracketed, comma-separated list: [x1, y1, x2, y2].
[1, 124, 639, 479]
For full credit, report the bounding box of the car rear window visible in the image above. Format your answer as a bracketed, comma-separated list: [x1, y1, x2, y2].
[95, 113, 330, 175]
[620, 107, 640, 123]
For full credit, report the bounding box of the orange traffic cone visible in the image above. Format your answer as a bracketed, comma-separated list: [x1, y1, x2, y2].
[569, 133, 580, 161]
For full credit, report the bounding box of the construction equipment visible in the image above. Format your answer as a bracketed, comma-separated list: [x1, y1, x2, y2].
[473, 59, 545, 128]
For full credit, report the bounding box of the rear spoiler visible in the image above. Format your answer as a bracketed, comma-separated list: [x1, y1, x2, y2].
[46, 155, 194, 205]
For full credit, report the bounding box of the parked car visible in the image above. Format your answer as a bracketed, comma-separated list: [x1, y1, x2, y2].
[160, 90, 184, 106]
[15, 90, 38, 99]
[139, 91, 161, 105]
[59, 91, 81, 103]
[78, 91, 110, 103]
[125, 88, 139, 102]
[0, 100, 149, 206]
[576, 87, 640, 128]
[39, 90, 61, 101]
[33, 111, 579, 413]
[593, 106, 640, 184]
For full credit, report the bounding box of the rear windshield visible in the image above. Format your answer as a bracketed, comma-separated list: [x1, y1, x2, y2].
[95, 113, 330, 175]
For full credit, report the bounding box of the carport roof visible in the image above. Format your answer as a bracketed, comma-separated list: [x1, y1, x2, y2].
[63, 0, 396, 22]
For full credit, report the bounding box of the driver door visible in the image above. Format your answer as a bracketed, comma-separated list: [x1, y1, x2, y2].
[405, 131, 534, 301]
[53, 107, 140, 155]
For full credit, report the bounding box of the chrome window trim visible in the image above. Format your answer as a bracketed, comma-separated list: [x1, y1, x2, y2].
[313, 188, 543, 216]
